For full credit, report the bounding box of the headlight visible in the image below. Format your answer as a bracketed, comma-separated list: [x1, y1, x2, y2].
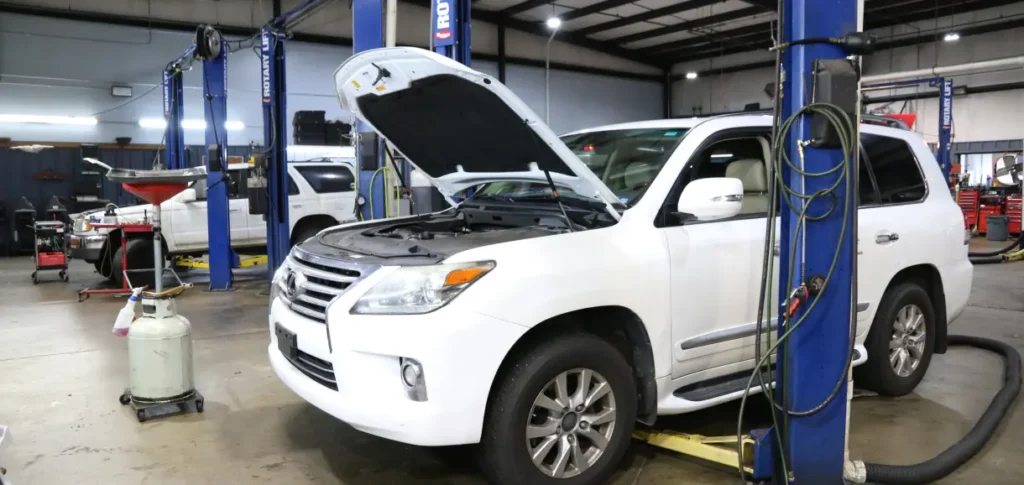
[351, 261, 495, 315]
[270, 261, 290, 303]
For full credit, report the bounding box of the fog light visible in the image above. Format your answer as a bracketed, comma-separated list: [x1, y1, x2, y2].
[400, 358, 427, 402]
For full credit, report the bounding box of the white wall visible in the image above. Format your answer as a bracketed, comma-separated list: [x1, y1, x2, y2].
[669, 4, 1024, 143]
[0, 12, 662, 144]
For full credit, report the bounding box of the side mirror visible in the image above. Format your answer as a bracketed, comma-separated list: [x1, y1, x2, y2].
[676, 177, 743, 222]
[180, 188, 197, 203]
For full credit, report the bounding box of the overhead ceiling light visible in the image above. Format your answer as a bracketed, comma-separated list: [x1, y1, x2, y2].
[181, 119, 207, 130]
[138, 117, 167, 129]
[944, 32, 961, 42]
[546, 17, 562, 30]
[0, 114, 97, 126]
[224, 120, 245, 131]
[686, 72, 699, 80]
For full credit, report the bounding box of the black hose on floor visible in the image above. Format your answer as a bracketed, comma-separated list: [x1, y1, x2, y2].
[968, 232, 1024, 258]
[968, 255, 1006, 265]
[863, 335, 1022, 485]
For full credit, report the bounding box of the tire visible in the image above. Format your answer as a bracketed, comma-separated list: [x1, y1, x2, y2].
[290, 220, 333, 247]
[113, 239, 160, 289]
[479, 333, 637, 485]
[855, 282, 936, 396]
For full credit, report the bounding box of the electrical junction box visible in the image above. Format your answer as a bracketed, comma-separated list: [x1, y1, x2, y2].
[247, 174, 268, 215]
[810, 59, 859, 149]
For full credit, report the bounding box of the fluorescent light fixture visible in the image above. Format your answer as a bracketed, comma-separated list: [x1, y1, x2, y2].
[685, 72, 699, 80]
[138, 117, 167, 129]
[225, 120, 245, 131]
[0, 114, 97, 126]
[181, 119, 207, 130]
[944, 32, 960, 42]
[546, 17, 562, 30]
[711, 152, 734, 159]
[111, 85, 133, 98]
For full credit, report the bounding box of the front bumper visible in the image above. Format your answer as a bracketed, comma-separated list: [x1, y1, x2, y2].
[268, 296, 528, 447]
[69, 234, 107, 262]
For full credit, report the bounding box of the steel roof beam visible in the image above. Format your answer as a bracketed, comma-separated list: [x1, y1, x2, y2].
[573, 0, 728, 36]
[612, 6, 764, 44]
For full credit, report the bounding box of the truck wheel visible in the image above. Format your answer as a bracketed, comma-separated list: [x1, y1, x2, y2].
[855, 282, 935, 396]
[291, 220, 332, 247]
[479, 333, 636, 485]
[113, 240, 160, 289]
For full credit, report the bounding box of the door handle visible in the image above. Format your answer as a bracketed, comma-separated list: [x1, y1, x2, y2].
[229, 208, 240, 213]
[292, 204, 303, 209]
[875, 232, 899, 244]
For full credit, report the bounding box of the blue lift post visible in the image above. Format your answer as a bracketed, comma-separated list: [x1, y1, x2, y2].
[203, 42, 235, 290]
[432, 0, 472, 65]
[862, 77, 954, 180]
[777, 0, 856, 482]
[260, 25, 291, 273]
[353, 0, 387, 221]
[259, 0, 333, 274]
[162, 51, 189, 170]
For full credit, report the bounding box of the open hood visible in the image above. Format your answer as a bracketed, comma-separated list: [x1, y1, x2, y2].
[334, 47, 622, 211]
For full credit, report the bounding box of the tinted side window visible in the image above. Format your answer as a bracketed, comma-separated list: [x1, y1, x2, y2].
[861, 134, 926, 204]
[858, 148, 881, 207]
[295, 166, 355, 193]
[288, 177, 300, 196]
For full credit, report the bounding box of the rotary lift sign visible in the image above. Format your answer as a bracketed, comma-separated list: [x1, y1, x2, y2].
[433, 0, 455, 47]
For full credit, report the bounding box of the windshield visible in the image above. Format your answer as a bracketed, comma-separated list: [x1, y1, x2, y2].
[560, 128, 688, 205]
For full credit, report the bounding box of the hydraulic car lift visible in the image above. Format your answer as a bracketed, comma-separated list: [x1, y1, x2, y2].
[162, 29, 236, 290]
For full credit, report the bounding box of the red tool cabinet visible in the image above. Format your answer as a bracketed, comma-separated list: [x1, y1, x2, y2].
[957, 190, 979, 229]
[1008, 194, 1022, 235]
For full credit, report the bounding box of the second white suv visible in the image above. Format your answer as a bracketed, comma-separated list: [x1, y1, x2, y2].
[268, 48, 972, 485]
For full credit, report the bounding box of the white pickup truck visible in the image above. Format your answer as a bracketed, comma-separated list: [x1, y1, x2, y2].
[268, 48, 972, 485]
[70, 161, 358, 284]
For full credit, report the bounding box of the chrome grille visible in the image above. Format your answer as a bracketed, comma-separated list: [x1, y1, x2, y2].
[283, 251, 367, 323]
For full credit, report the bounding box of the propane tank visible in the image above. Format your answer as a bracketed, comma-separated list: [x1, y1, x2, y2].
[127, 295, 194, 400]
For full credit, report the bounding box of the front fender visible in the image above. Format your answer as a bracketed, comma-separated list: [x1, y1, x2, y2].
[449, 224, 673, 378]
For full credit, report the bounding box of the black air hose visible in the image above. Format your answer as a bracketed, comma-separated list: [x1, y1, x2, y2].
[862, 335, 1021, 485]
[968, 232, 1024, 258]
[968, 255, 1005, 265]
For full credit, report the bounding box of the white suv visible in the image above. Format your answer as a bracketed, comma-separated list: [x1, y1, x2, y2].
[70, 161, 358, 285]
[268, 48, 972, 485]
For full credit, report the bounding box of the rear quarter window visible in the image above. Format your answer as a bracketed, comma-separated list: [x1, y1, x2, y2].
[861, 133, 927, 204]
[294, 166, 356, 193]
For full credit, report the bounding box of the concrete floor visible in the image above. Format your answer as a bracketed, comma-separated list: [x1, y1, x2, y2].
[1, 246, 1022, 484]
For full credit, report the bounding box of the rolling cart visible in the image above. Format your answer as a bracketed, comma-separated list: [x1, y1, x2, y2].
[32, 220, 69, 284]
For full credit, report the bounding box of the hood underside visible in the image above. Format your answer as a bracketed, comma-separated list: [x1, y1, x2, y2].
[334, 47, 621, 210]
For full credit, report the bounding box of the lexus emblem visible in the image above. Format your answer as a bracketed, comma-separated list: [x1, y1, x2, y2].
[283, 270, 305, 300]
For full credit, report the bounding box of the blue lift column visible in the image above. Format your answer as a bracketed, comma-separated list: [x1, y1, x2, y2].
[260, 26, 291, 273]
[203, 41, 235, 290]
[162, 59, 187, 169]
[432, 0, 472, 65]
[353, 0, 387, 220]
[777, 0, 857, 483]
[938, 77, 954, 181]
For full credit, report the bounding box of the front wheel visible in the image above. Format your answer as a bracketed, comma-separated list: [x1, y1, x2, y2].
[855, 282, 936, 396]
[479, 333, 636, 485]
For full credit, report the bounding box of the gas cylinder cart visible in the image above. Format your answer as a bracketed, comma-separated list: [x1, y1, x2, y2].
[104, 166, 207, 423]
[31, 220, 69, 284]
